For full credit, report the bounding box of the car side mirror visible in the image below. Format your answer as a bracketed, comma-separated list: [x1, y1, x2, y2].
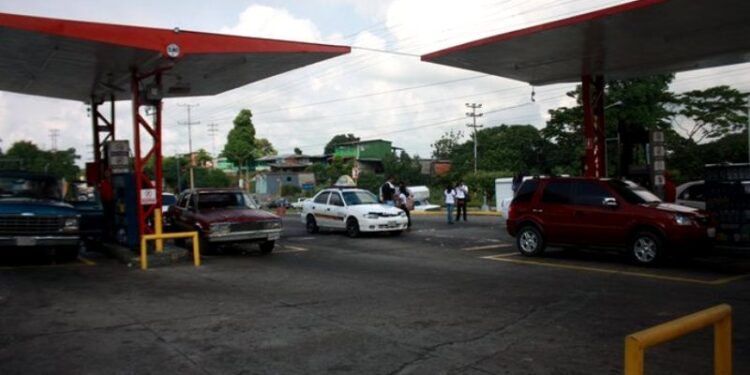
[603, 197, 618, 207]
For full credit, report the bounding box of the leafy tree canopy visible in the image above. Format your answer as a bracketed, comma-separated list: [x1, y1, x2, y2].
[324, 133, 359, 155]
[671, 85, 749, 142]
[222, 109, 257, 173]
[2, 140, 80, 182]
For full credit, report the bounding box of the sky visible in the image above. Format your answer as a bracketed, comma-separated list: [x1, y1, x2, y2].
[0, 0, 749, 165]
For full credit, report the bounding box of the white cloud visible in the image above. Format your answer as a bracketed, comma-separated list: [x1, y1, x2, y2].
[219, 5, 323, 43]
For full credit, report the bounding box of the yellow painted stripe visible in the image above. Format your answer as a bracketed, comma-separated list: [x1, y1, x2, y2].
[276, 245, 308, 254]
[78, 256, 97, 266]
[462, 244, 512, 251]
[481, 255, 750, 286]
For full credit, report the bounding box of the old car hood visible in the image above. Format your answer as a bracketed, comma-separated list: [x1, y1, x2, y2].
[0, 198, 78, 216]
[198, 208, 280, 223]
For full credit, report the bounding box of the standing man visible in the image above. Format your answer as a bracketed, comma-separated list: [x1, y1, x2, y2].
[455, 181, 469, 222]
[380, 175, 397, 206]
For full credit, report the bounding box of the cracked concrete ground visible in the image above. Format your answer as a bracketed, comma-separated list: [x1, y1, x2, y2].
[1, 215, 748, 374]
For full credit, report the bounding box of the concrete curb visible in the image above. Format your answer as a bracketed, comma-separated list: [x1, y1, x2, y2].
[101, 241, 189, 268]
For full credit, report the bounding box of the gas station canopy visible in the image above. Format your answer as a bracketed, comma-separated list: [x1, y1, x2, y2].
[421, 0, 750, 85]
[0, 12, 350, 102]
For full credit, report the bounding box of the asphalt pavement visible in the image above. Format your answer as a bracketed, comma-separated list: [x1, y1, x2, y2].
[0, 214, 748, 374]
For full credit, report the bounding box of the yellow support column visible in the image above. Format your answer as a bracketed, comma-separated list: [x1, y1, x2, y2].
[715, 312, 732, 375]
[154, 208, 164, 253]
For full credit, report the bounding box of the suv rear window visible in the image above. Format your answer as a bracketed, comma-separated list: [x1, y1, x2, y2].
[542, 181, 573, 204]
[514, 180, 539, 203]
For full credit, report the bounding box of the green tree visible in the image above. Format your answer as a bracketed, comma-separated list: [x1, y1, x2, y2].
[222, 109, 256, 179]
[382, 151, 425, 185]
[324, 133, 359, 155]
[254, 138, 277, 159]
[294, 147, 303, 155]
[195, 149, 212, 166]
[464, 170, 510, 206]
[430, 130, 464, 159]
[671, 86, 748, 142]
[3, 141, 80, 182]
[309, 157, 354, 189]
[543, 75, 675, 176]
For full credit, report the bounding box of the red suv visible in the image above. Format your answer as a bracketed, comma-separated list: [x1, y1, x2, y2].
[506, 178, 715, 265]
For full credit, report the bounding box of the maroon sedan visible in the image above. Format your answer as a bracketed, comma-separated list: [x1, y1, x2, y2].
[169, 189, 282, 254]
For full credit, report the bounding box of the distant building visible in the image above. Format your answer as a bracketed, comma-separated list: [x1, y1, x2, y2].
[333, 139, 393, 174]
[256, 154, 327, 172]
[255, 171, 316, 198]
[417, 158, 452, 177]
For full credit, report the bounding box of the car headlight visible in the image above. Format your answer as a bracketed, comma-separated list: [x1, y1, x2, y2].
[364, 213, 380, 219]
[63, 217, 79, 233]
[210, 223, 231, 235]
[674, 214, 692, 226]
[398, 211, 406, 217]
[266, 221, 282, 229]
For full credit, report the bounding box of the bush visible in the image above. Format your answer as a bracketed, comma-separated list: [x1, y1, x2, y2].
[281, 184, 302, 197]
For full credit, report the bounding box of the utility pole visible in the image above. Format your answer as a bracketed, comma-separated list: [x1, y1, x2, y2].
[49, 129, 60, 151]
[207, 123, 219, 161]
[465, 103, 483, 173]
[466, 103, 485, 210]
[178, 103, 200, 189]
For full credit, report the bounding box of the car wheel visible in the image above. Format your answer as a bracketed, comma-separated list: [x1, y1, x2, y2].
[630, 231, 663, 266]
[390, 230, 403, 236]
[306, 215, 319, 234]
[346, 218, 360, 238]
[516, 225, 545, 256]
[259, 240, 275, 254]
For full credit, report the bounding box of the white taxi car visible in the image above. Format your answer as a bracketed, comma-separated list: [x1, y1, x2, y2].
[301, 188, 408, 237]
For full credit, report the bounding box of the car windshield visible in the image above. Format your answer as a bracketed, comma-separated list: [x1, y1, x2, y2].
[197, 192, 258, 210]
[342, 190, 379, 205]
[163, 194, 177, 206]
[606, 180, 661, 204]
[0, 175, 62, 200]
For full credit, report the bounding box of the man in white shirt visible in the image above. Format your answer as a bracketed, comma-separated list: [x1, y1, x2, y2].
[455, 181, 468, 222]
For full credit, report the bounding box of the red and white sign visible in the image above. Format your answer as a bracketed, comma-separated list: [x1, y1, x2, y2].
[140, 188, 157, 205]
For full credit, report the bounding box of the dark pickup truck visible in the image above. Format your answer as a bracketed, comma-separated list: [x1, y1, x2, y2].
[0, 171, 81, 260]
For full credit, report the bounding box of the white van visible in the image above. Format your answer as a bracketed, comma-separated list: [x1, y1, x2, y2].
[407, 185, 440, 211]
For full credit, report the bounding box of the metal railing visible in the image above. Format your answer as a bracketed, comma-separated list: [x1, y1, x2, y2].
[624, 304, 732, 375]
[140, 231, 200, 270]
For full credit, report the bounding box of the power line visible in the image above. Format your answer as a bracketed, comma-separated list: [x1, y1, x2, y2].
[49, 129, 60, 151]
[466, 103, 484, 173]
[207, 123, 219, 158]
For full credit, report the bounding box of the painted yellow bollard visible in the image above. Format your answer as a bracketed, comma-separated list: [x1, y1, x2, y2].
[624, 304, 732, 375]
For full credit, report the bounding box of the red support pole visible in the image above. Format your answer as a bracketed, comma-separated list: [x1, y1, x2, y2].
[582, 75, 595, 177]
[131, 72, 145, 238]
[593, 75, 607, 178]
[582, 75, 607, 178]
[131, 70, 165, 239]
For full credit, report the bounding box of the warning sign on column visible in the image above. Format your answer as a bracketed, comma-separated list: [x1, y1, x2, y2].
[141, 189, 157, 205]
